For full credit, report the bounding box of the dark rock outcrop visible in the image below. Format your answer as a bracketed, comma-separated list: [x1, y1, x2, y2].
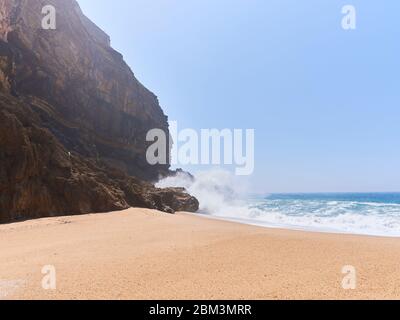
[0, 0, 198, 222]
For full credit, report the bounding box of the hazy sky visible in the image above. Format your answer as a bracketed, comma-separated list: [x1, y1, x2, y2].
[78, 0, 400, 193]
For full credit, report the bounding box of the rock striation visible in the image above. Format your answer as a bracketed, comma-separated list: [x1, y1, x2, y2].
[0, 0, 198, 222]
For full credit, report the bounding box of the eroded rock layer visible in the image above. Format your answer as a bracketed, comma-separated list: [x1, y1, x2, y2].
[0, 0, 198, 222]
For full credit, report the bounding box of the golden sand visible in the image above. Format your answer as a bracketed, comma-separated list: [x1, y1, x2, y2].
[1, 208, 400, 300]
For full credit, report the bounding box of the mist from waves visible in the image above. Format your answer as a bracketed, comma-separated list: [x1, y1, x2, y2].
[156, 170, 400, 237]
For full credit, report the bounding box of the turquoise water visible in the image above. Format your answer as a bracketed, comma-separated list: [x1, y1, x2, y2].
[156, 172, 400, 237]
[234, 193, 400, 237]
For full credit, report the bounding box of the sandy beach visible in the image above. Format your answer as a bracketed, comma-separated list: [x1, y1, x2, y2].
[1, 208, 400, 300]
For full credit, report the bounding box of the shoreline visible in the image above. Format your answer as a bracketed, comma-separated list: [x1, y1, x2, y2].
[1, 208, 400, 299]
[189, 212, 400, 239]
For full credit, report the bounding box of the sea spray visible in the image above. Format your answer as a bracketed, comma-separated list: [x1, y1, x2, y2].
[157, 173, 400, 237]
[156, 170, 251, 216]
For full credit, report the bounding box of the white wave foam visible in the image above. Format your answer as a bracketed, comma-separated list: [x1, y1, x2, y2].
[156, 171, 400, 237]
[157, 169, 248, 216]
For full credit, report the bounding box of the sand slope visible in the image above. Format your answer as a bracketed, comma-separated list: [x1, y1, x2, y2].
[1, 208, 400, 300]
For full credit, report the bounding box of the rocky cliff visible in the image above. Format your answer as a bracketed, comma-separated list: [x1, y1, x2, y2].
[0, 0, 198, 222]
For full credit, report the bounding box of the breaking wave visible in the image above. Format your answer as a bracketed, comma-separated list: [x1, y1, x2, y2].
[157, 171, 400, 237]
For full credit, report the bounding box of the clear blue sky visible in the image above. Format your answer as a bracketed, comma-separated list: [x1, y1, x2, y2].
[78, 0, 400, 193]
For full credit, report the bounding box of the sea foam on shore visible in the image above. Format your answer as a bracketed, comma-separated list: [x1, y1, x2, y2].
[157, 171, 400, 237]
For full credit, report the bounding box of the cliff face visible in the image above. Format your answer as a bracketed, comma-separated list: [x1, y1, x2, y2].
[0, 0, 198, 222]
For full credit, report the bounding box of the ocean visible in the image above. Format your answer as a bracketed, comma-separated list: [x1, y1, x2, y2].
[210, 193, 400, 237]
[156, 171, 400, 237]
